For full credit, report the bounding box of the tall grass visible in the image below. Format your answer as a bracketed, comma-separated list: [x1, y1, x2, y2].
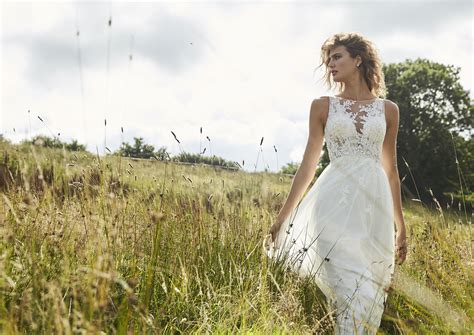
[0, 140, 472, 334]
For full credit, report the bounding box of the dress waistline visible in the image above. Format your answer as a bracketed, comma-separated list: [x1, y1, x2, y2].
[330, 154, 381, 165]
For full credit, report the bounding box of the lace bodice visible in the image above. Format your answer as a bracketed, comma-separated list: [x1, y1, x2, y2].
[324, 96, 386, 163]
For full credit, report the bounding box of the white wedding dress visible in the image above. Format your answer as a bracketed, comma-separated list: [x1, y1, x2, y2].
[267, 95, 396, 334]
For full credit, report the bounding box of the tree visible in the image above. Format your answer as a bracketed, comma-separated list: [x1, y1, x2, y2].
[174, 151, 240, 169]
[280, 161, 299, 175]
[22, 135, 86, 152]
[154, 146, 169, 161]
[383, 58, 473, 204]
[65, 139, 87, 152]
[30, 135, 62, 148]
[117, 137, 169, 160]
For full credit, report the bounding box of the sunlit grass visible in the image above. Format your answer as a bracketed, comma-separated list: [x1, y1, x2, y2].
[0, 140, 472, 334]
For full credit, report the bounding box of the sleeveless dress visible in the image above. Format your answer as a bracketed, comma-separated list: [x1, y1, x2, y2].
[266, 95, 396, 334]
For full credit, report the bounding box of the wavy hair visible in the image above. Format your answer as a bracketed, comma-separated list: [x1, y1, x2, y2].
[315, 32, 387, 98]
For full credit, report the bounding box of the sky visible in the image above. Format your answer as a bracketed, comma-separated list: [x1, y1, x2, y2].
[1, 0, 472, 172]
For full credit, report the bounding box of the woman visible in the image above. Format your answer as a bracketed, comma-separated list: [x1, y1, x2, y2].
[266, 32, 408, 334]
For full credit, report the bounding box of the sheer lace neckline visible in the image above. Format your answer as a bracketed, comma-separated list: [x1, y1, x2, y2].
[334, 95, 379, 103]
[325, 95, 386, 162]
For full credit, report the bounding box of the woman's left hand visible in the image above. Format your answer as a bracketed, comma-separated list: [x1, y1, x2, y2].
[395, 229, 408, 265]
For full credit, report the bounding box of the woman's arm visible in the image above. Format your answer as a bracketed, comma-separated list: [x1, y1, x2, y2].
[382, 100, 408, 264]
[275, 98, 327, 224]
[381, 100, 406, 234]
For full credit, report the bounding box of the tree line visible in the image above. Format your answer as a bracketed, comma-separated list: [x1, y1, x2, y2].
[15, 135, 242, 170]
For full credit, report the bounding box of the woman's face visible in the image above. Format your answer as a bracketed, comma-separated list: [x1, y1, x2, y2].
[327, 45, 359, 82]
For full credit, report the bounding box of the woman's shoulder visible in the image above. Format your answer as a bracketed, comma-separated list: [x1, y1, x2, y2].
[317, 95, 332, 103]
[308, 97, 331, 125]
[381, 99, 400, 126]
[380, 97, 397, 106]
[311, 96, 331, 109]
[382, 99, 399, 113]
[311, 96, 331, 111]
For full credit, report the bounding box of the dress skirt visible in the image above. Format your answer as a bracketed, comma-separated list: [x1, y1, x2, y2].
[267, 155, 396, 334]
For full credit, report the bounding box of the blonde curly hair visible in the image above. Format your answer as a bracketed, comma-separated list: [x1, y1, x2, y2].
[315, 32, 387, 98]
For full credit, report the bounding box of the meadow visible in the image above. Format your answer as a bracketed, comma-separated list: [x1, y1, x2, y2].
[0, 140, 472, 334]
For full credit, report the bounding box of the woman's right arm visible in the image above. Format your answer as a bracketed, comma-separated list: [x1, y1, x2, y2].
[275, 97, 327, 225]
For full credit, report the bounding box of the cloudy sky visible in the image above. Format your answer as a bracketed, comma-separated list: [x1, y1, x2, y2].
[1, 0, 472, 172]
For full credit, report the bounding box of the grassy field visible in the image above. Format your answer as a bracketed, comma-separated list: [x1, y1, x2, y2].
[0, 140, 472, 334]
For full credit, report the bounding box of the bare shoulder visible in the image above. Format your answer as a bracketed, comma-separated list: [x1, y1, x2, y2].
[382, 99, 399, 125]
[383, 99, 399, 114]
[310, 96, 330, 125]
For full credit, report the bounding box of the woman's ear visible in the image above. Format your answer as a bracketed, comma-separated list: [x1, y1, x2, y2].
[355, 55, 362, 65]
